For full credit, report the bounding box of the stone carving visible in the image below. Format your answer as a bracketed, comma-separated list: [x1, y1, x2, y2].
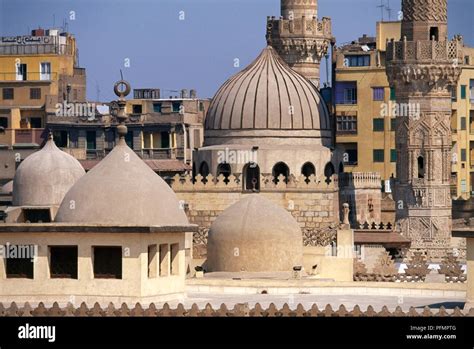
[303, 227, 336, 247]
[399, 251, 430, 282]
[438, 252, 467, 283]
[372, 251, 398, 282]
[401, 0, 447, 22]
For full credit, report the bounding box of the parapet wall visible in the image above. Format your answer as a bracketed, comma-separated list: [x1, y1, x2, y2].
[171, 174, 340, 257]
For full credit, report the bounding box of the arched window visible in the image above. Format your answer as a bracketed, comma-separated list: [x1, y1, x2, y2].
[199, 161, 209, 183]
[301, 162, 316, 183]
[417, 156, 425, 179]
[324, 162, 335, 184]
[243, 163, 260, 192]
[272, 162, 290, 184]
[217, 163, 231, 184]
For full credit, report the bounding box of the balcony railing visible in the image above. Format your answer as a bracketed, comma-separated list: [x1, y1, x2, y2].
[0, 44, 72, 56]
[386, 39, 463, 63]
[0, 72, 58, 81]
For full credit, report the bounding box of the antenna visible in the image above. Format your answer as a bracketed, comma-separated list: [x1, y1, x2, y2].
[53, 14, 56, 28]
[385, 0, 392, 20]
[120, 69, 124, 80]
[377, 0, 385, 21]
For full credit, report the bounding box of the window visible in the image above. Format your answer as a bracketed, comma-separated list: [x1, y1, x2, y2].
[199, 161, 209, 180]
[429, 27, 439, 40]
[159, 244, 169, 276]
[148, 245, 158, 278]
[93, 247, 122, 279]
[470, 79, 474, 100]
[172, 102, 181, 113]
[390, 87, 396, 101]
[461, 149, 467, 162]
[30, 88, 41, 100]
[199, 102, 204, 112]
[40, 62, 51, 80]
[461, 179, 467, 193]
[16, 63, 27, 81]
[461, 85, 467, 100]
[217, 163, 231, 184]
[49, 246, 78, 279]
[272, 162, 290, 184]
[86, 131, 96, 150]
[243, 163, 260, 191]
[390, 118, 397, 131]
[324, 162, 335, 183]
[373, 149, 384, 163]
[341, 143, 358, 165]
[53, 130, 68, 148]
[132, 104, 142, 114]
[390, 149, 397, 162]
[344, 55, 370, 67]
[461, 117, 467, 131]
[3, 88, 14, 100]
[373, 118, 385, 131]
[5, 246, 34, 279]
[373, 87, 385, 101]
[30, 117, 42, 128]
[161, 131, 170, 148]
[451, 86, 457, 101]
[336, 115, 357, 133]
[417, 156, 425, 178]
[0, 117, 7, 128]
[23, 208, 51, 223]
[125, 131, 134, 149]
[335, 82, 357, 104]
[153, 103, 162, 113]
[170, 243, 179, 275]
[301, 162, 316, 179]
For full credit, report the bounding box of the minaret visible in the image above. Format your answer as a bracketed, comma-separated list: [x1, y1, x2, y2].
[386, 0, 463, 261]
[266, 0, 333, 87]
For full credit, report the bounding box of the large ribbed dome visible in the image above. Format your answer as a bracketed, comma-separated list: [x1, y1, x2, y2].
[12, 137, 85, 207]
[55, 139, 189, 226]
[205, 46, 331, 146]
[207, 194, 303, 272]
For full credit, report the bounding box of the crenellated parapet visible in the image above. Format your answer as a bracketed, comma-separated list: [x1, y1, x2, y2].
[171, 173, 337, 192]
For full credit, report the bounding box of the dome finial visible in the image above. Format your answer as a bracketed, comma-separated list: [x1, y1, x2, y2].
[111, 80, 131, 143]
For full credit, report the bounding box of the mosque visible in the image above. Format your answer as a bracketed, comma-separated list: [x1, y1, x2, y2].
[0, 0, 472, 309]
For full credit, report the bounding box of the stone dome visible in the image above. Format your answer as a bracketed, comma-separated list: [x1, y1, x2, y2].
[55, 139, 189, 226]
[207, 194, 303, 272]
[204, 46, 332, 146]
[12, 137, 85, 207]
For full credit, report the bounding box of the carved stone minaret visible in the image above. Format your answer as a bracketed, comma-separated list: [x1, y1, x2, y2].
[266, 0, 332, 87]
[386, 0, 463, 260]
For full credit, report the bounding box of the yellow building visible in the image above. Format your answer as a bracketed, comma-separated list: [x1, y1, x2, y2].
[0, 28, 86, 148]
[334, 21, 474, 198]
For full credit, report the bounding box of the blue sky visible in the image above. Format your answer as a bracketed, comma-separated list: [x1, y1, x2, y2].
[0, 0, 473, 101]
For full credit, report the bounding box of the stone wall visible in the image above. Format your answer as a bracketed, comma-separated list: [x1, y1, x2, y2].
[171, 173, 340, 258]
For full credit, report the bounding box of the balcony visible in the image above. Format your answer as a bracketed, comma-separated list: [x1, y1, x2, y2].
[0, 72, 58, 82]
[0, 128, 46, 147]
[386, 39, 463, 63]
[138, 148, 178, 160]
